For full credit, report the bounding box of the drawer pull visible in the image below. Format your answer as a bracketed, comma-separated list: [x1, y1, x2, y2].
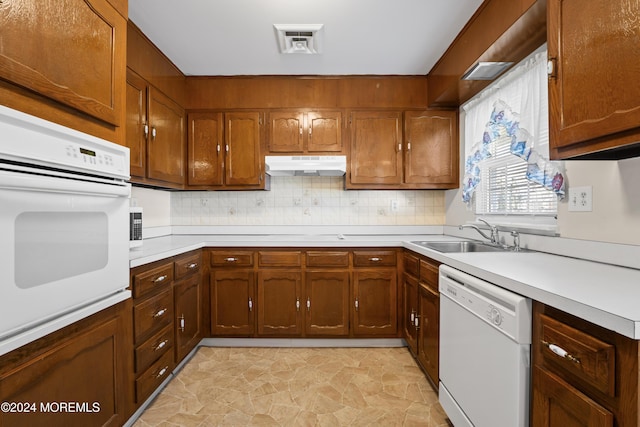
[296, 298, 300, 312]
[410, 310, 415, 322]
[414, 315, 420, 330]
[307, 297, 311, 312]
[156, 366, 169, 379]
[154, 339, 169, 352]
[178, 315, 185, 332]
[248, 297, 253, 312]
[153, 275, 168, 283]
[153, 308, 168, 318]
[225, 257, 238, 262]
[187, 263, 198, 269]
[542, 340, 581, 364]
[355, 298, 359, 311]
[369, 257, 381, 262]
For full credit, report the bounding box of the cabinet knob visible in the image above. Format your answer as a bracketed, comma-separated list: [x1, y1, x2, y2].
[296, 298, 300, 311]
[354, 298, 359, 311]
[225, 257, 237, 262]
[306, 297, 311, 311]
[542, 340, 581, 364]
[144, 124, 149, 139]
[155, 366, 169, 379]
[179, 314, 185, 332]
[414, 315, 420, 330]
[369, 257, 381, 262]
[547, 58, 557, 79]
[187, 263, 198, 269]
[154, 339, 169, 352]
[248, 297, 253, 312]
[151, 127, 157, 140]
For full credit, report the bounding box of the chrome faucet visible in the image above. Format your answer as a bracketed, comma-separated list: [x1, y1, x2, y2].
[459, 218, 499, 245]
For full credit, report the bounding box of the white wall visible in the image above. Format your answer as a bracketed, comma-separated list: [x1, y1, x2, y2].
[130, 186, 171, 228]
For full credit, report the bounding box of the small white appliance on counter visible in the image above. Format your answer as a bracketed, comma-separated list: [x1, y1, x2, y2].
[438, 265, 532, 427]
[0, 105, 132, 356]
[130, 206, 143, 248]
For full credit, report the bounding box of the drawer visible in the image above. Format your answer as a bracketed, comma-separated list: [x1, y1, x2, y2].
[258, 251, 302, 267]
[134, 288, 174, 344]
[132, 262, 174, 299]
[174, 251, 202, 280]
[353, 250, 397, 267]
[135, 350, 174, 404]
[419, 259, 440, 291]
[403, 252, 420, 278]
[306, 251, 349, 268]
[539, 313, 615, 396]
[210, 251, 254, 267]
[134, 323, 173, 374]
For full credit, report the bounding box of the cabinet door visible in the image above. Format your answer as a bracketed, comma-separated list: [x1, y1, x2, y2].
[0, 0, 125, 126]
[126, 69, 148, 179]
[174, 274, 202, 363]
[307, 111, 343, 152]
[349, 111, 403, 185]
[210, 270, 255, 336]
[417, 283, 439, 385]
[548, 0, 640, 156]
[352, 269, 397, 336]
[404, 110, 458, 187]
[0, 314, 127, 427]
[532, 367, 613, 427]
[187, 112, 224, 186]
[305, 271, 350, 336]
[257, 271, 302, 336]
[402, 273, 419, 355]
[269, 111, 304, 153]
[225, 112, 263, 186]
[147, 87, 185, 185]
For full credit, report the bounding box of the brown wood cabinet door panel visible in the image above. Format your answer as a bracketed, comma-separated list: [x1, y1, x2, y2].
[134, 324, 173, 374]
[548, 0, 640, 151]
[210, 270, 254, 336]
[225, 112, 263, 186]
[269, 111, 304, 152]
[0, 0, 125, 125]
[174, 274, 202, 362]
[353, 269, 397, 336]
[307, 111, 342, 152]
[532, 367, 614, 427]
[133, 289, 174, 344]
[350, 111, 403, 185]
[188, 112, 223, 186]
[257, 271, 302, 336]
[126, 70, 148, 178]
[0, 318, 124, 427]
[258, 251, 303, 267]
[131, 262, 174, 300]
[305, 271, 350, 336]
[404, 110, 458, 186]
[538, 314, 615, 396]
[403, 273, 419, 355]
[174, 251, 202, 280]
[418, 283, 439, 385]
[147, 87, 185, 185]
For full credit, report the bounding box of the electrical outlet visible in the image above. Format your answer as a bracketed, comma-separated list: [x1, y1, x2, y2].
[568, 186, 592, 212]
[390, 200, 399, 212]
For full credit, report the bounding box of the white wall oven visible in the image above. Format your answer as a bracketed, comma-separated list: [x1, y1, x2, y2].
[0, 105, 131, 356]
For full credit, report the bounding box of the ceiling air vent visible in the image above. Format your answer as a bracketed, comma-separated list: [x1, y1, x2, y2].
[274, 24, 324, 54]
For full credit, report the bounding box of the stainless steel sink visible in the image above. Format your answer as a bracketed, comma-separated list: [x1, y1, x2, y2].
[411, 241, 516, 253]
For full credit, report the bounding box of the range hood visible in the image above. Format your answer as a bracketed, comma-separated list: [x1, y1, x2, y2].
[265, 155, 346, 177]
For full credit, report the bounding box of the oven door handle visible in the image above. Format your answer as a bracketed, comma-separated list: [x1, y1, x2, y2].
[0, 169, 130, 198]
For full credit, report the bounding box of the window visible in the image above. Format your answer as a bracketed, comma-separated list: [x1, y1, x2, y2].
[462, 45, 564, 224]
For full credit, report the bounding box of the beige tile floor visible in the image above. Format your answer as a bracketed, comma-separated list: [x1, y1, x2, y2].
[133, 347, 451, 426]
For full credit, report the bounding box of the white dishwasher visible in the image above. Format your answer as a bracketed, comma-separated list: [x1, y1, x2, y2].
[438, 265, 532, 427]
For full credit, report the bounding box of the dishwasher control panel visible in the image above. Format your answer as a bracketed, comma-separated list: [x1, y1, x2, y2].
[439, 265, 532, 344]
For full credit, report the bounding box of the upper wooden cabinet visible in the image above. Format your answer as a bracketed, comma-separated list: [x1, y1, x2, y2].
[349, 111, 404, 187]
[0, 0, 126, 126]
[404, 110, 459, 188]
[547, 0, 640, 159]
[348, 110, 458, 189]
[268, 111, 343, 154]
[187, 111, 267, 189]
[126, 69, 185, 188]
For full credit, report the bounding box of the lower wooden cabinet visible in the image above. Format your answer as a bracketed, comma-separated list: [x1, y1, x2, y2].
[207, 248, 400, 338]
[0, 301, 131, 427]
[174, 267, 203, 362]
[532, 302, 640, 427]
[402, 250, 440, 386]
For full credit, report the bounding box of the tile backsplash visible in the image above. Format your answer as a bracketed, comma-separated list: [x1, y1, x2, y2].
[171, 177, 445, 226]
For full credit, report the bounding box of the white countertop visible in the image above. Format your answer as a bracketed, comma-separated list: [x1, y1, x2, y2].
[130, 232, 640, 340]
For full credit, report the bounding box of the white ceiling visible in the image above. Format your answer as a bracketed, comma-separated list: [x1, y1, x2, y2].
[128, 0, 484, 76]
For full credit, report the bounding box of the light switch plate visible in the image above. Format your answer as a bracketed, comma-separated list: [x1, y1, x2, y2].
[568, 186, 593, 212]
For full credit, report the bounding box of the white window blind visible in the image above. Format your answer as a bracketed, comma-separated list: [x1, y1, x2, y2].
[462, 45, 562, 218]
